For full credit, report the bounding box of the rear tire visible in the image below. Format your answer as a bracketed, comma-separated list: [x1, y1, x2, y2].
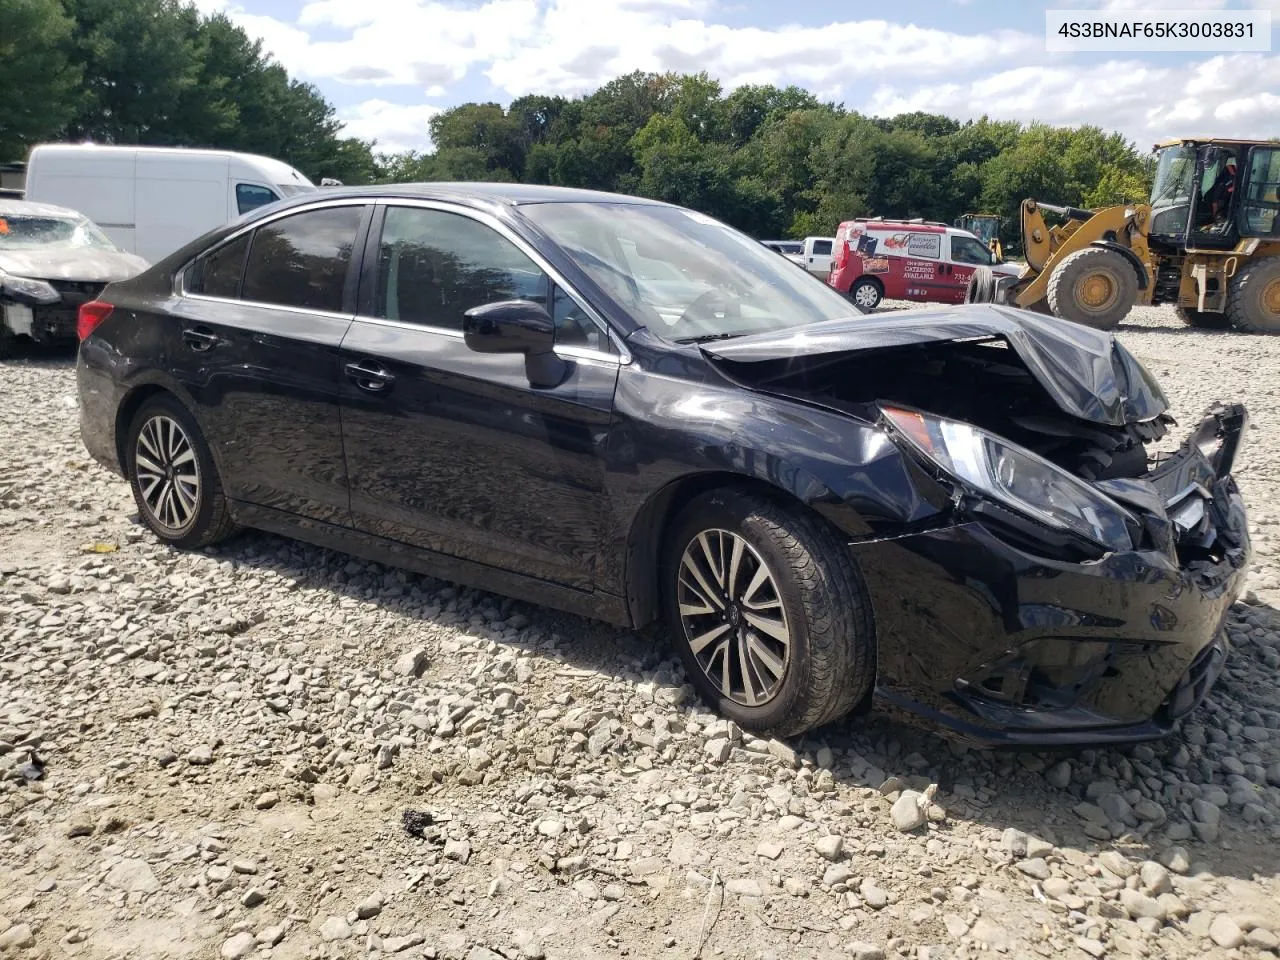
[1176, 306, 1232, 330]
[1226, 256, 1280, 333]
[126, 394, 238, 549]
[849, 278, 882, 312]
[661, 489, 876, 737]
[1046, 247, 1138, 330]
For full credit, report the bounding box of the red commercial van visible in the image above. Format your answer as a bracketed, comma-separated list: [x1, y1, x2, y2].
[827, 218, 1020, 311]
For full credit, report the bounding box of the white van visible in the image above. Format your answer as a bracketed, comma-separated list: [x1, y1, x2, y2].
[24, 145, 316, 264]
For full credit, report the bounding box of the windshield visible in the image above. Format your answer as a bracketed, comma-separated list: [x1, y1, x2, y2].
[967, 218, 998, 245]
[0, 214, 119, 251]
[1149, 144, 1196, 237]
[523, 202, 863, 342]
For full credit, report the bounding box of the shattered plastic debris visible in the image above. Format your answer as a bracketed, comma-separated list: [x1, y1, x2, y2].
[401, 809, 434, 838]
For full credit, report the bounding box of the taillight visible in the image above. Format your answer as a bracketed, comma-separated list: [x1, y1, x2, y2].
[77, 301, 113, 340]
[833, 240, 849, 270]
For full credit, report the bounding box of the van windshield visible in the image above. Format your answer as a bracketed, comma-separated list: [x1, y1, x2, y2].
[523, 202, 862, 343]
[0, 214, 119, 251]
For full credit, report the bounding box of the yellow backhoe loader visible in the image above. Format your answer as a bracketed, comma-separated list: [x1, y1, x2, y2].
[966, 138, 1280, 332]
[954, 213, 1004, 261]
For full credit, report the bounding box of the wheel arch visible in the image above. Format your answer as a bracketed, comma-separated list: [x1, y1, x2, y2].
[623, 470, 870, 630]
[113, 378, 226, 481]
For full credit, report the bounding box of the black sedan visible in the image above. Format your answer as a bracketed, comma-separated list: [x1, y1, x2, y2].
[75, 184, 1250, 744]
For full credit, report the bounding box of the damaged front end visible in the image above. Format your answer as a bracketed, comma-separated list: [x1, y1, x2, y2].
[704, 305, 1251, 745]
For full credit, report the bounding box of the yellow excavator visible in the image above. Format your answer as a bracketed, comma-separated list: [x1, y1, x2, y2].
[954, 213, 1004, 261]
[967, 138, 1280, 332]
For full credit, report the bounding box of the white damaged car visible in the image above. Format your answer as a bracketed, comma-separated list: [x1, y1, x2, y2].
[0, 199, 148, 357]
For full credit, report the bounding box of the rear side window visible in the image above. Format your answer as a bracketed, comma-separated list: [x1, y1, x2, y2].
[241, 206, 363, 313]
[811, 240, 833, 256]
[187, 233, 249, 298]
[236, 184, 279, 215]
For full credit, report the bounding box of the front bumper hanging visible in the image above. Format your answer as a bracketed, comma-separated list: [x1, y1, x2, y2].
[853, 402, 1251, 746]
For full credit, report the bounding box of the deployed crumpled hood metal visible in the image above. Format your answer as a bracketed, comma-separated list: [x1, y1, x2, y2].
[702, 304, 1169, 427]
[0, 248, 149, 283]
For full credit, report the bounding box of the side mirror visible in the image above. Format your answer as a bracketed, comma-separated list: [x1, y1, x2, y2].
[463, 299, 567, 388]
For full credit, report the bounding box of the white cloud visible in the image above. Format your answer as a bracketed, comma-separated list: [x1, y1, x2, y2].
[211, 0, 1280, 153]
[338, 100, 443, 152]
[866, 53, 1280, 146]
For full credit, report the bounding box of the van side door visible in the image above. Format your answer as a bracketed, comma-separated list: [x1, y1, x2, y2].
[945, 234, 996, 303]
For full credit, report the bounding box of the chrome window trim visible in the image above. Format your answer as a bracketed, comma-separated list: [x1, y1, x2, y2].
[374, 198, 631, 364]
[182, 291, 354, 322]
[173, 194, 632, 364]
[348, 314, 622, 367]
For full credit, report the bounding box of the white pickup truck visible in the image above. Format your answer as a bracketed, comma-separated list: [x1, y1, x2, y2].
[798, 237, 835, 277]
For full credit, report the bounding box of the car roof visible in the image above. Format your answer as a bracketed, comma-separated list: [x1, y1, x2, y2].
[0, 198, 84, 219]
[276, 182, 671, 210]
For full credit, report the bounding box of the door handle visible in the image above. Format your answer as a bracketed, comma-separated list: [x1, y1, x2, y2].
[344, 361, 395, 392]
[182, 327, 220, 351]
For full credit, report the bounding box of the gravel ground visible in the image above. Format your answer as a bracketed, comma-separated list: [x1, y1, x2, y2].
[4, 303, 1280, 960]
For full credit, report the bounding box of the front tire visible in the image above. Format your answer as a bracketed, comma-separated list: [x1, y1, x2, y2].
[126, 394, 237, 549]
[1226, 256, 1280, 333]
[849, 278, 882, 312]
[661, 489, 875, 737]
[1176, 306, 1231, 329]
[1046, 247, 1138, 330]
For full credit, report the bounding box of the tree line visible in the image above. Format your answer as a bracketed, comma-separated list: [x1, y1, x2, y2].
[3, 0, 1153, 240]
[2, 0, 378, 184]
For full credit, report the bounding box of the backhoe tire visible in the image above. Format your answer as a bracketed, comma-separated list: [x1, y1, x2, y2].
[1176, 306, 1232, 330]
[1226, 256, 1280, 333]
[1046, 247, 1138, 331]
[965, 266, 996, 304]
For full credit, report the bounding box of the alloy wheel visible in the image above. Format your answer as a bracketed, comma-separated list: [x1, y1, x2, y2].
[134, 415, 201, 533]
[677, 529, 792, 706]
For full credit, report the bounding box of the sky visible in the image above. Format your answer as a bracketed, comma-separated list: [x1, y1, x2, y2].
[190, 0, 1280, 155]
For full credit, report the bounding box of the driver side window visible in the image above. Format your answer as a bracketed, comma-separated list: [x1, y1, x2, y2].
[950, 236, 992, 266]
[375, 206, 610, 351]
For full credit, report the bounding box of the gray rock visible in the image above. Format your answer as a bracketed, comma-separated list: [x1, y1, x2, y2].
[104, 858, 160, 893]
[968, 919, 1008, 949]
[221, 932, 256, 959]
[319, 916, 351, 941]
[815, 835, 844, 861]
[256, 926, 286, 946]
[1210, 915, 1245, 949]
[1016, 858, 1051, 880]
[705, 738, 731, 764]
[0, 926, 35, 950]
[844, 943, 885, 960]
[725, 878, 763, 897]
[1045, 760, 1073, 789]
[1000, 828, 1028, 857]
[241, 888, 266, 908]
[1139, 861, 1171, 895]
[824, 863, 856, 887]
[1098, 850, 1135, 878]
[394, 647, 429, 677]
[756, 840, 784, 860]
[859, 878, 888, 909]
[443, 840, 471, 864]
[186, 744, 213, 765]
[1098, 793, 1133, 824]
[357, 891, 385, 919]
[1042, 877, 1072, 900]
[890, 791, 926, 832]
[1119, 889, 1166, 922]
[384, 934, 426, 953]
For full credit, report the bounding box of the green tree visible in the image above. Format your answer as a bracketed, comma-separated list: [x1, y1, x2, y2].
[0, 0, 80, 161]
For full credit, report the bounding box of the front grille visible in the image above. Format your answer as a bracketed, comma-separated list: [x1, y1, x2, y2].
[46, 279, 106, 304]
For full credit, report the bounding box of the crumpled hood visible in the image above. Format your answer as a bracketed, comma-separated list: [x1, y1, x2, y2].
[0, 248, 149, 283]
[702, 304, 1169, 427]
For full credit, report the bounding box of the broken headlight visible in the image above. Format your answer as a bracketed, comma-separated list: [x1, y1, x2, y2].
[883, 405, 1135, 552]
[0, 270, 59, 306]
